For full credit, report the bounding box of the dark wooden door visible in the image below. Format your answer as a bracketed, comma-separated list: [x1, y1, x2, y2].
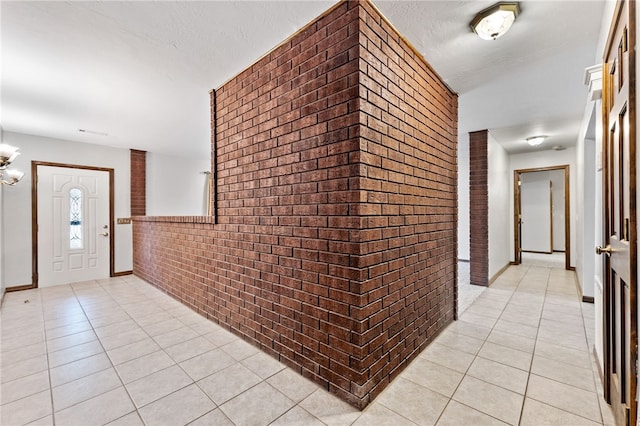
[600, 1, 637, 424]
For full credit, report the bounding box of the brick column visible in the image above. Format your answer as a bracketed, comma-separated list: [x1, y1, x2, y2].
[469, 130, 488, 286]
[130, 149, 146, 216]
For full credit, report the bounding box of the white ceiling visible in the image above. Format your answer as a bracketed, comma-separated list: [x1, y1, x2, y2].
[1, 1, 607, 157]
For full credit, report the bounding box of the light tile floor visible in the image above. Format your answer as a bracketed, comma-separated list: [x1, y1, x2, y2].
[1, 265, 616, 425]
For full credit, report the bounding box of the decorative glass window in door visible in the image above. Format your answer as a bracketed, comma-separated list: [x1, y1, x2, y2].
[69, 188, 83, 249]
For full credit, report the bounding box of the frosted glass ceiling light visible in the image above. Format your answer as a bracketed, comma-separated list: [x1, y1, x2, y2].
[471, 2, 520, 40]
[526, 136, 546, 147]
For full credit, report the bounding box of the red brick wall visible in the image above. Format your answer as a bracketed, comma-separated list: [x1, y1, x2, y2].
[133, 0, 457, 409]
[130, 150, 146, 216]
[353, 1, 458, 399]
[469, 130, 488, 286]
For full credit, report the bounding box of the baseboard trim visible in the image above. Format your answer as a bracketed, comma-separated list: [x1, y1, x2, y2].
[582, 296, 595, 303]
[113, 270, 133, 277]
[490, 263, 511, 284]
[569, 266, 576, 271]
[6, 284, 36, 292]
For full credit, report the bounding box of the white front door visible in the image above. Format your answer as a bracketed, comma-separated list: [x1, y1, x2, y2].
[37, 165, 110, 287]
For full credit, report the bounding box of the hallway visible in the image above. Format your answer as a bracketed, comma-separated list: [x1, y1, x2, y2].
[1, 265, 615, 425]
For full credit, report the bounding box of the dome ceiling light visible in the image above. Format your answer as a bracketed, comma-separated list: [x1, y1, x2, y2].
[471, 2, 521, 40]
[526, 135, 547, 147]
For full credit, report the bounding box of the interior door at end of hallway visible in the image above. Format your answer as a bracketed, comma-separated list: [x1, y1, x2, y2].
[37, 166, 110, 287]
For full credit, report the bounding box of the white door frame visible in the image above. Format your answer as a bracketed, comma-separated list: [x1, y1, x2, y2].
[31, 161, 115, 288]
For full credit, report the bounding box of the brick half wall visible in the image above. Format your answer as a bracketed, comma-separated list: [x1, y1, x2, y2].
[133, 0, 458, 409]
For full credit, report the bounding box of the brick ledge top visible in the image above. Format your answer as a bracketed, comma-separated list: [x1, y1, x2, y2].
[131, 216, 215, 224]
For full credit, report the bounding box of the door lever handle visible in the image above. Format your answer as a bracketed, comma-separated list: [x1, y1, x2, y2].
[596, 245, 613, 256]
[99, 232, 109, 237]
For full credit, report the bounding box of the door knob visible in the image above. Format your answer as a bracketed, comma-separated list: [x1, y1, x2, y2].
[99, 232, 109, 237]
[596, 245, 613, 255]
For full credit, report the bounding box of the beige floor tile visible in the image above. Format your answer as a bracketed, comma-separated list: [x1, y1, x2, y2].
[44, 313, 87, 330]
[116, 350, 175, 383]
[89, 311, 132, 329]
[299, 388, 362, 426]
[54, 387, 135, 425]
[95, 319, 139, 339]
[187, 319, 222, 335]
[487, 330, 536, 353]
[531, 356, 595, 392]
[45, 321, 92, 340]
[180, 348, 237, 381]
[52, 367, 122, 411]
[46, 329, 97, 352]
[241, 351, 286, 379]
[520, 397, 600, 426]
[458, 311, 498, 329]
[50, 352, 112, 387]
[467, 357, 528, 394]
[1, 370, 50, 405]
[1, 354, 48, 384]
[198, 363, 262, 405]
[452, 376, 524, 425]
[2, 330, 45, 352]
[220, 338, 260, 361]
[477, 341, 532, 371]
[139, 384, 216, 425]
[0, 389, 52, 425]
[153, 326, 199, 348]
[534, 340, 592, 369]
[134, 311, 174, 327]
[400, 357, 463, 397]
[126, 365, 193, 408]
[220, 382, 295, 426]
[493, 319, 539, 339]
[463, 304, 503, 319]
[352, 402, 416, 426]
[1, 342, 47, 368]
[435, 331, 485, 355]
[99, 328, 149, 351]
[142, 318, 186, 337]
[48, 340, 104, 368]
[164, 336, 216, 363]
[271, 406, 327, 426]
[421, 343, 475, 373]
[377, 376, 449, 425]
[266, 368, 320, 403]
[105, 411, 145, 426]
[188, 408, 235, 426]
[436, 400, 508, 426]
[444, 321, 492, 341]
[526, 374, 601, 422]
[537, 331, 588, 352]
[203, 328, 239, 347]
[106, 338, 161, 365]
[25, 414, 54, 426]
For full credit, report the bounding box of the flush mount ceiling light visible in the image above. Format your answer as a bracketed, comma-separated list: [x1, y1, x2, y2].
[471, 2, 521, 40]
[526, 135, 547, 146]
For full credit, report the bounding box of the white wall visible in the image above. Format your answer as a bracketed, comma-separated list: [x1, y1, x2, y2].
[2, 131, 132, 287]
[509, 147, 577, 267]
[146, 152, 211, 216]
[488, 132, 511, 279]
[458, 133, 470, 261]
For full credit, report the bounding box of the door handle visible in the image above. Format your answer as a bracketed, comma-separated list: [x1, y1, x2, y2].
[99, 232, 109, 237]
[596, 245, 613, 255]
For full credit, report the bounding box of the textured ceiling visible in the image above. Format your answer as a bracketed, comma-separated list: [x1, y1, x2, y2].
[2, 1, 607, 156]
